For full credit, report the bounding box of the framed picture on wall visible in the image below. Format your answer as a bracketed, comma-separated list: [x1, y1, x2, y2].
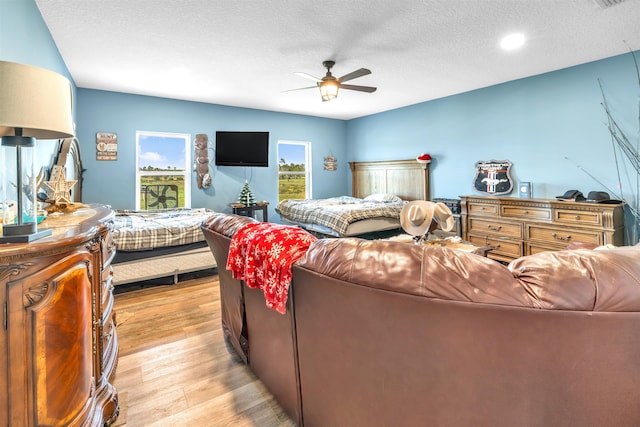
[96, 132, 118, 160]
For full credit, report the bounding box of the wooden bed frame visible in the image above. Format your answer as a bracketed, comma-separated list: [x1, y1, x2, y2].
[349, 159, 430, 201]
[278, 159, 431, 238]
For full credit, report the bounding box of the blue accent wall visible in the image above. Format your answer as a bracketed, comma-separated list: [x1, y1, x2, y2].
[0, 0, 70, 77]
[346, 52, 640, 242]
[76, 89, 348, 215]
[347, 53, 638, 204]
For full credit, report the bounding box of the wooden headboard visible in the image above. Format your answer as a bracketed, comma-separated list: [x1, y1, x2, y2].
[349, 159, 430, 201]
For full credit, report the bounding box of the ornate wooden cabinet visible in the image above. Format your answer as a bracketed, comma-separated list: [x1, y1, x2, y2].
[460, 196, 625, 262]
[0, 206, 118, 426]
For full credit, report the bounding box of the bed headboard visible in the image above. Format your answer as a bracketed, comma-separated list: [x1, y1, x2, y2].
[349, 159, 430, 201]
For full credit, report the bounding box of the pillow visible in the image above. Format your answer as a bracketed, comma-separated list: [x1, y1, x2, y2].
[363, 193, 403, 203]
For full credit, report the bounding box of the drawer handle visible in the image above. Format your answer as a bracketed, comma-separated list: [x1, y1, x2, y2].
[487, 225, 502, 231]
[524, 210, 529, 215]
[575, 215, 581, 220]
[552, 232, 571, 241]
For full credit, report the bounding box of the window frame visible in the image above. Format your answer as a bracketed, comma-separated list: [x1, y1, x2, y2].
[277, 140, 312, 201]
[135, 131, 192, 210]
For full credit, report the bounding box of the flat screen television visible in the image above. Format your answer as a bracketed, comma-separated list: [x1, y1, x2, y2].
[215, 131, 269, 167]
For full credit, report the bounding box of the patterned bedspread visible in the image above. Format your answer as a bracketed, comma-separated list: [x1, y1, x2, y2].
[275, 196, 405, 236]
[112, 208, 215, 251]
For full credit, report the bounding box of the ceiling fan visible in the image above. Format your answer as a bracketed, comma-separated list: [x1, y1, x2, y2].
[289, 60, 377, 102]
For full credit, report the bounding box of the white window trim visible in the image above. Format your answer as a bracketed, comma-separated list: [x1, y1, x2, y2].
[135, 131, 192, 210]
[278, 140, 312, 200]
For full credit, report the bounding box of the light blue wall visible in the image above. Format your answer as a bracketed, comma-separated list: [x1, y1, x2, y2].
[0, 0, 77, 161]
[0, 0, 70, 78]
[347, 53, 638, 204]
[347, 52, 640, 242]
[76, 89, 348, 216]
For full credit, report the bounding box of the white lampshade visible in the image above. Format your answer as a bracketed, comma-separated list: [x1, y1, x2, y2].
[0, 61, 75, 139]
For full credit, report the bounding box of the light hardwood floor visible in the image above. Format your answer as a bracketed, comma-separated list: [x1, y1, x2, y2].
[112, 273, 295, 426]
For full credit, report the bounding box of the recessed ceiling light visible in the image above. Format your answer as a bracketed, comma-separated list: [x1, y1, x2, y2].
[500, 33, 526, 51]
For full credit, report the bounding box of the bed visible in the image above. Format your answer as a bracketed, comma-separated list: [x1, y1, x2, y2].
[110, 207, 218, 285]
[276, 159, 430, 237]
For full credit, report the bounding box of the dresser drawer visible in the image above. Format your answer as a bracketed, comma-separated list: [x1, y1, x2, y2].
[527, 225, 602, 246]
[468, 218, 522, 238]
[501, 205, 551, 220]
[468, 202, 499, 217]
[526, 241, 567, 255]
[554, 209, 602, 226]
[468, 235, 523, 259]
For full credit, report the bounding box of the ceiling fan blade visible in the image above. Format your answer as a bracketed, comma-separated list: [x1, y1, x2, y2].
[338, 68, 371, 83]
[282, 85, 318, 93]
[339, 84, 377, 93]
[294, 72, 321, 82]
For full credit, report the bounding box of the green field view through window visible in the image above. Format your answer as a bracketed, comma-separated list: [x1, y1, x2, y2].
[278, 141, 309, 201]
[278, 173, 306, 201]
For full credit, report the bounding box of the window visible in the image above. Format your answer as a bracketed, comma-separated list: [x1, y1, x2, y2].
[136, 131, 191, 210]
[278, 141, 311, 202]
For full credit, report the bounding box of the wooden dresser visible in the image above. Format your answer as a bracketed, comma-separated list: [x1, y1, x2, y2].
[460, 196, 625, 262]
[0, 206, 118, 426]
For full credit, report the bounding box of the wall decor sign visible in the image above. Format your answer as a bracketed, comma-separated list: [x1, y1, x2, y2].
[194, 133, 211, 188]
[473, 159, 513, 195]
[323, 152, 337, 171]
[96, 132, 118, 161]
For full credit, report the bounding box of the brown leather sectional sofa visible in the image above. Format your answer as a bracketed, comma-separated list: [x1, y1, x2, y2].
[202, 213, 640, 427]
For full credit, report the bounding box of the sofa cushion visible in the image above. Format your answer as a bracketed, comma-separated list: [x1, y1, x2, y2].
[201, 212, 258, 238]
[296, 238, 536, 308]
[509, 244, 640, 311]
[296, 238, 640, 312]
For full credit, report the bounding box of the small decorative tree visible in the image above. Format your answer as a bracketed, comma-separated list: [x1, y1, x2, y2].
[237, 180, 256, 206]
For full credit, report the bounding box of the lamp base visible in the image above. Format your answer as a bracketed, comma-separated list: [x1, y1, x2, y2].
[0, 227, 52, 243]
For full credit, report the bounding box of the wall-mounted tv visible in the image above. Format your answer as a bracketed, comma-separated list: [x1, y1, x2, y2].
[215, 131, 269, 167]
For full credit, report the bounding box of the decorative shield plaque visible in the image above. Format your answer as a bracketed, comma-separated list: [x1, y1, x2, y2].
[473, 160, 513, 195]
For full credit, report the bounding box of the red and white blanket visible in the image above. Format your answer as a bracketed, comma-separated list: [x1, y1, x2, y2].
[226, 222, 317, 314]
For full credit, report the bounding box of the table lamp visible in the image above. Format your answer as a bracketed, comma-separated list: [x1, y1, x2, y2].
[0, 61, 75, 243]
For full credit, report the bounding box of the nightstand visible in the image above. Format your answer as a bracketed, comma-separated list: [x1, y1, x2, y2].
[231, 202, 269, 222]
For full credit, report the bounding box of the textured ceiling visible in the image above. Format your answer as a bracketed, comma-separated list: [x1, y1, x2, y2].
[36, 0, 640, 120]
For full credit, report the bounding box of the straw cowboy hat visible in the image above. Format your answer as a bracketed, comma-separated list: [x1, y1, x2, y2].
[400, 201, 436, 236]
[433, 202, 454, 232]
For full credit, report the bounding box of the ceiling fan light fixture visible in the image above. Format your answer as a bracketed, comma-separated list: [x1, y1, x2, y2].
[319, 79, 339, 102]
